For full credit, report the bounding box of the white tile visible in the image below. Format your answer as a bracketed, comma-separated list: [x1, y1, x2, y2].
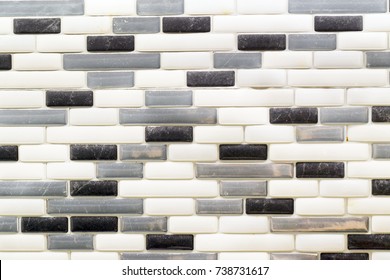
[62, 16, 111, 34]
[348, 125, 390, 142]
[320, 180, 370, 197]
[37, 35, 86, 53]
[19, 145, 68, 162]
[0, 72, 85, 88]
[364, 15, 390, 31]
[0, 128, 45, 144]
[0, 18, 12, 34]
[185, 0, 235, 14]
[195, 126, 244, 143]
[95, 234, 144, 251]
[0, 35, 35, 52]
[0, 253, 68, 260]
[169, 216, 218, 233]
[144, 198, 194, 215]
[70, 108, 118, 126]
[347, 88, 390, 105]
[296, 234, 345, 252]
[338, 32, 388, 50]
[71, 253, 119, 260]
[94, 90, 144, 108]
[263, 52, 312, 69]
[238, 70, 287, 87]
[372, 253, 390, 260]
[219, 216, 269, 233]
[218, 108, 268, 125]
[295, 88, 345, 106]
[372, 216, 390, 233]
[0, 235, 45, 251]
[348, 162, 390, 178]
[0, 199, 45, 215]
[245, 126, 295, 143]
[0, 163, 44, 179]
[0, 91, 44, 108]
[269, 180, 318, 197]
[168, 144, 218, 161]
[349, 198, 390, 214]
[237, 0, 287, 14]
[135, 70, 186, 88]
[296, 198, 345, 215]
[85, 0, 136, 15]
[145, 162, 194, 179]
[314, 51, 364, 69]
[161, 52, 211, 69]
[13, 54, 62, 70]
[47, 163, 95, 180]
[218, 253, 269, 260]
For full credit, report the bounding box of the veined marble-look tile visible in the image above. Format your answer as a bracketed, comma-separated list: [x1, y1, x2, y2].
[220, 181, 267, 197]
[121, 253, 217, 260]
[113, 17, 160, 34]
[145, 91, 192, 107]
[289, 0, 387, 14]
[296, 126, 344, 142]
[270, 253, 318, 260]
[372, 179, 390, 195]
[0, 217, 17, 232]
[121, 217, 167, 232]
[120, 144, 167, 161]
[0, 0, 84, 16]
[70, 181, 117, 197]
[214, 53, 262, 69]
[0, 181, 66, 197]
[48, 235, 94, 250]
[137, 0, 184, 15]
[196, 199, 243, 214]
[320, 253, 369, 260]
[320, 107, 369, 124]
[97, 163, 143, 178]
[246, 198, 294, 214]
[0, 110, 66, 126]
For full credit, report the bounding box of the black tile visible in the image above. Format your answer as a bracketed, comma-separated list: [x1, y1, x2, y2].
[246, 198, 294, 214]
[163, 17, 210, 33]
[70, 145, 117, 161]
[0, 55, 11, 70]
[270, 108, 318, 124]
[0, 146, 18, 161]
[146, 234, 194, 250]
[87, 36, 135, 52]
[71, 216, 118, 232]
[187, 71, 235, 87]
[372, 179, 390, 195]
[14, 18, 60, 34]
[372, 106, 390, 122]
[320, 253, 369, 260]
[315, 16, 363, 32]
[219, 144, 267, 160]
[348, 234, 390, 250]
[296, 162, 345, 178]
[21, 217, 68, 233]
[46, 91, 93, 107]
[70, 180, 118, 196]
[238, 34, 286, 51]
[145, 126, 193, 142]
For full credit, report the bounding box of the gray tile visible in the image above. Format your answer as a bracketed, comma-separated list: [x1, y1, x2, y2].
[289, 0, 387, 14]
[113, 17, 160, 34]
[121, 217, 167, 232]
[0, 110, 66, 126]
[296, 126, 345, 142]
[196, 199, 243, 214]
[0, 0, 84, 16]
[367, 52, 390, 68]
[120, 144, 167, 161]
[47, 198, 143, 214]
[121, 253, 217, 260]
[0, 217, 17, 232]
[373, 144, 390, 159]
[97, 163, 143, 178]
[220, 181, 267, 196]
[271, 253, 318, 260]
[145, 91, 193, 107]
[0, 181, 67, 197]
[214, 53, 262, 69]
[87, 72, 134, 89]
[48, 234, 94, 250]
[119, 108, 217, 124]
[289, 34, 336, 51]
[196, 163, 293, 179]
[137, 0, 184, 15]
[271, 217, 369, 232]
[64, 54, 160, 70]
[320, 107, 368, 124]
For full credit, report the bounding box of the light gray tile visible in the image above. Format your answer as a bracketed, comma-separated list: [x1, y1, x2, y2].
[64, 54, 160, 70]
[121, 217, 167, 232]
[0, 217, 17, 232]
[87, 72, 134, 89]
[119, 108, 217, 124]
[113, 17, 160, 34]
[145, 91, 193, 107]
[121, 253, 217, 260]
[214, 53, 262, 69]
[0, 110, 66, 126]
[137, 0, 184, 15]
[320, 107, 368, 124]
[289, 0, 387, 14]
[0, 0, 84, 16]
[97, 163, 143, 178]
[271, 253, 318, 260]
[47, 198, 143, 214]
[271, 217, 369, 232]
[196, 164, 293, 179]
[0, 181, 67, 197]
[48, 234, 94, 250]
[373, 144, 390, 159]
[366, 52, 390, 68]
[220, 181, 267, 196]
[296, 126, 345, 142]
[289, 34, 336, 51]
[120, 144, 167, 161]
[196, 199, 243, 214]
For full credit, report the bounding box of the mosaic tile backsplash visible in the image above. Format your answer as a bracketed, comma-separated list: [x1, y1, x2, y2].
[2, 0, 390, 261]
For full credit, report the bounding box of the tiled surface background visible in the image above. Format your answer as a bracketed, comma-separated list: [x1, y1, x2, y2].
[1, 0, 390, 260]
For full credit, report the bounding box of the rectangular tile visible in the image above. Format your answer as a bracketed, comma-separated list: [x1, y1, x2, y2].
[0, 181, 66, 197]
[270, 253, 318, 260]
[372, 107, 390, 122]
[367, 52, 390, 68]
[163, 17, 210, 33]
[21, 217, 68, 233]
[70, 181, 118, 197]
[219, 144, 267, 160]
[0, 110, 66, 126]
[296, 126, 344, 142]
[0, 0, 84, 16]
[296, 162, 344, 178]
[320, 107, 368, 124]
[46, 91, 93, 107]
[71, 216, 118, 232]
[289, 34, 336, 51]
[113, 17, 160, 34]
[214, 53, 262, 69]
[270, 108, 318, 124]
[87, 36, 134, 52]
[246, 198, 294, 214]
[289, 0, 387, 13]
[320, 253, 369, 260]
[48, 234, 94, 250]
[187, 71, 235, 87]
[121, 253, 216, 260]
[96, 163, 143, 179]
[70, 144, 117, 161]
[145, 126, 193, 142]
[0, 54, 11, 70]
[0, 235, 45, 251]
[146, 234, 193, 250]
[14, 18, 61, 34]
[145, 91, 192, 107]
[137, 0, 184, 15]
[87, 72, 134, 89]
[0, 217, 17, 232]
[372, 179, 390, 195]
[0, 146, 17, 161]
[348, 234, 390, 250]
[220, 181, 267, 197]
[121, 217, 167, 232]
[373, 145, 390, 159]
[196, 199, 243, 214]
[238, 34, 286, 51]
[120, 144, 167, 161]
[314, 16, 363, 32]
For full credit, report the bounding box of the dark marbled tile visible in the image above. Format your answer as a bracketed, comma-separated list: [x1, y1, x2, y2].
[46, 91, 93, 107]
[372, 179, 390, 195]
[219, 144, 267, 160]
[70, 180, 118, 196]
[348, 234, 390, 250]
[0, 146, 18, 161]
[146, 234, 194, 250]
[238, 34, 286, 51]
[320, 253, 369, 260]
[48, 234, 94, 250]
[87, 36, 134, 52]
[296, 162, 344, 178]
[0, 217, 17, 232]
[71, 216, 118, 232]
[14, 18, 60, 34]
[21, 217, 68, 233]
[372, 106, 390, 122]
[70, 144, 117, 161]
[246, 198, 294, 214]
[163, 17, 210, 33]
[121, 217, 167, 232]
[0, 54, 12, 70]
[314, 16, 363, 32]
[220, 181, 267, 197]
[187, 71, 235, 87]
[121, 253, 216, 260]
[145, 90, 192, 107]
[120, 144, 167, 161]
[145, 126, 193, 142]
[270, 108, 318, 124]
[0, 181, 66, 197]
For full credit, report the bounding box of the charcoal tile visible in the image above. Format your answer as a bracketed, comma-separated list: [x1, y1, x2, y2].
[372, 179, 390, 195]
[71, 216, 118, 232]
[48, 234, 94, 250]
[238, 34, 286, 51]
[70, 144, 117, 161]
[246, 198, 294, 214]
[187, 71, 235, 87]
[21, 217, 68, 233]
[0, 0, 84, 16]
[373, 144, 390, 159]
[314, 16, 363, 32]
[320, 107, 368, 124]
[145, 91, 192, 107]
[366, 52, 390, 68]
[214, 53, 262, 69]
[87, 72, 134, 89]
[372, 107, 390, 122]
[220, 181, 267, 197]
[219, 144, 267, 160]
[137, 0, 184, 16]
[70, 181, 118, 196]
[196, 199, 243, 214]
[87, 36, 134, 52]
[348, 234, 390, 250]
[0, 55, 12, 70]
[121, 217, 167, 232]
[113, 17, 160, 34]
[296, 162, 345, 178]
[296, 126, 344, 142]
[121, 253, 216, 260]
[289, 34, 336, 51]
[46, 91, 93, 107]
[146, 234, 193, 250]
[289, 0, 387, 14]
[0, 181, 66, 197]
[120, 144, 167, 161]
[0, 217, 17, 232]
[0, 110, 66, 126]
[320, 253, 369, 260]
[0, 146, 18, 161]
[145, 126, 193, 142]
[271, 253, 318, 260]
[96, 163, 143, 178]
[163, 17, 210, 33]
[14, 18, 61, 34]
[270, 108, 318, 124]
